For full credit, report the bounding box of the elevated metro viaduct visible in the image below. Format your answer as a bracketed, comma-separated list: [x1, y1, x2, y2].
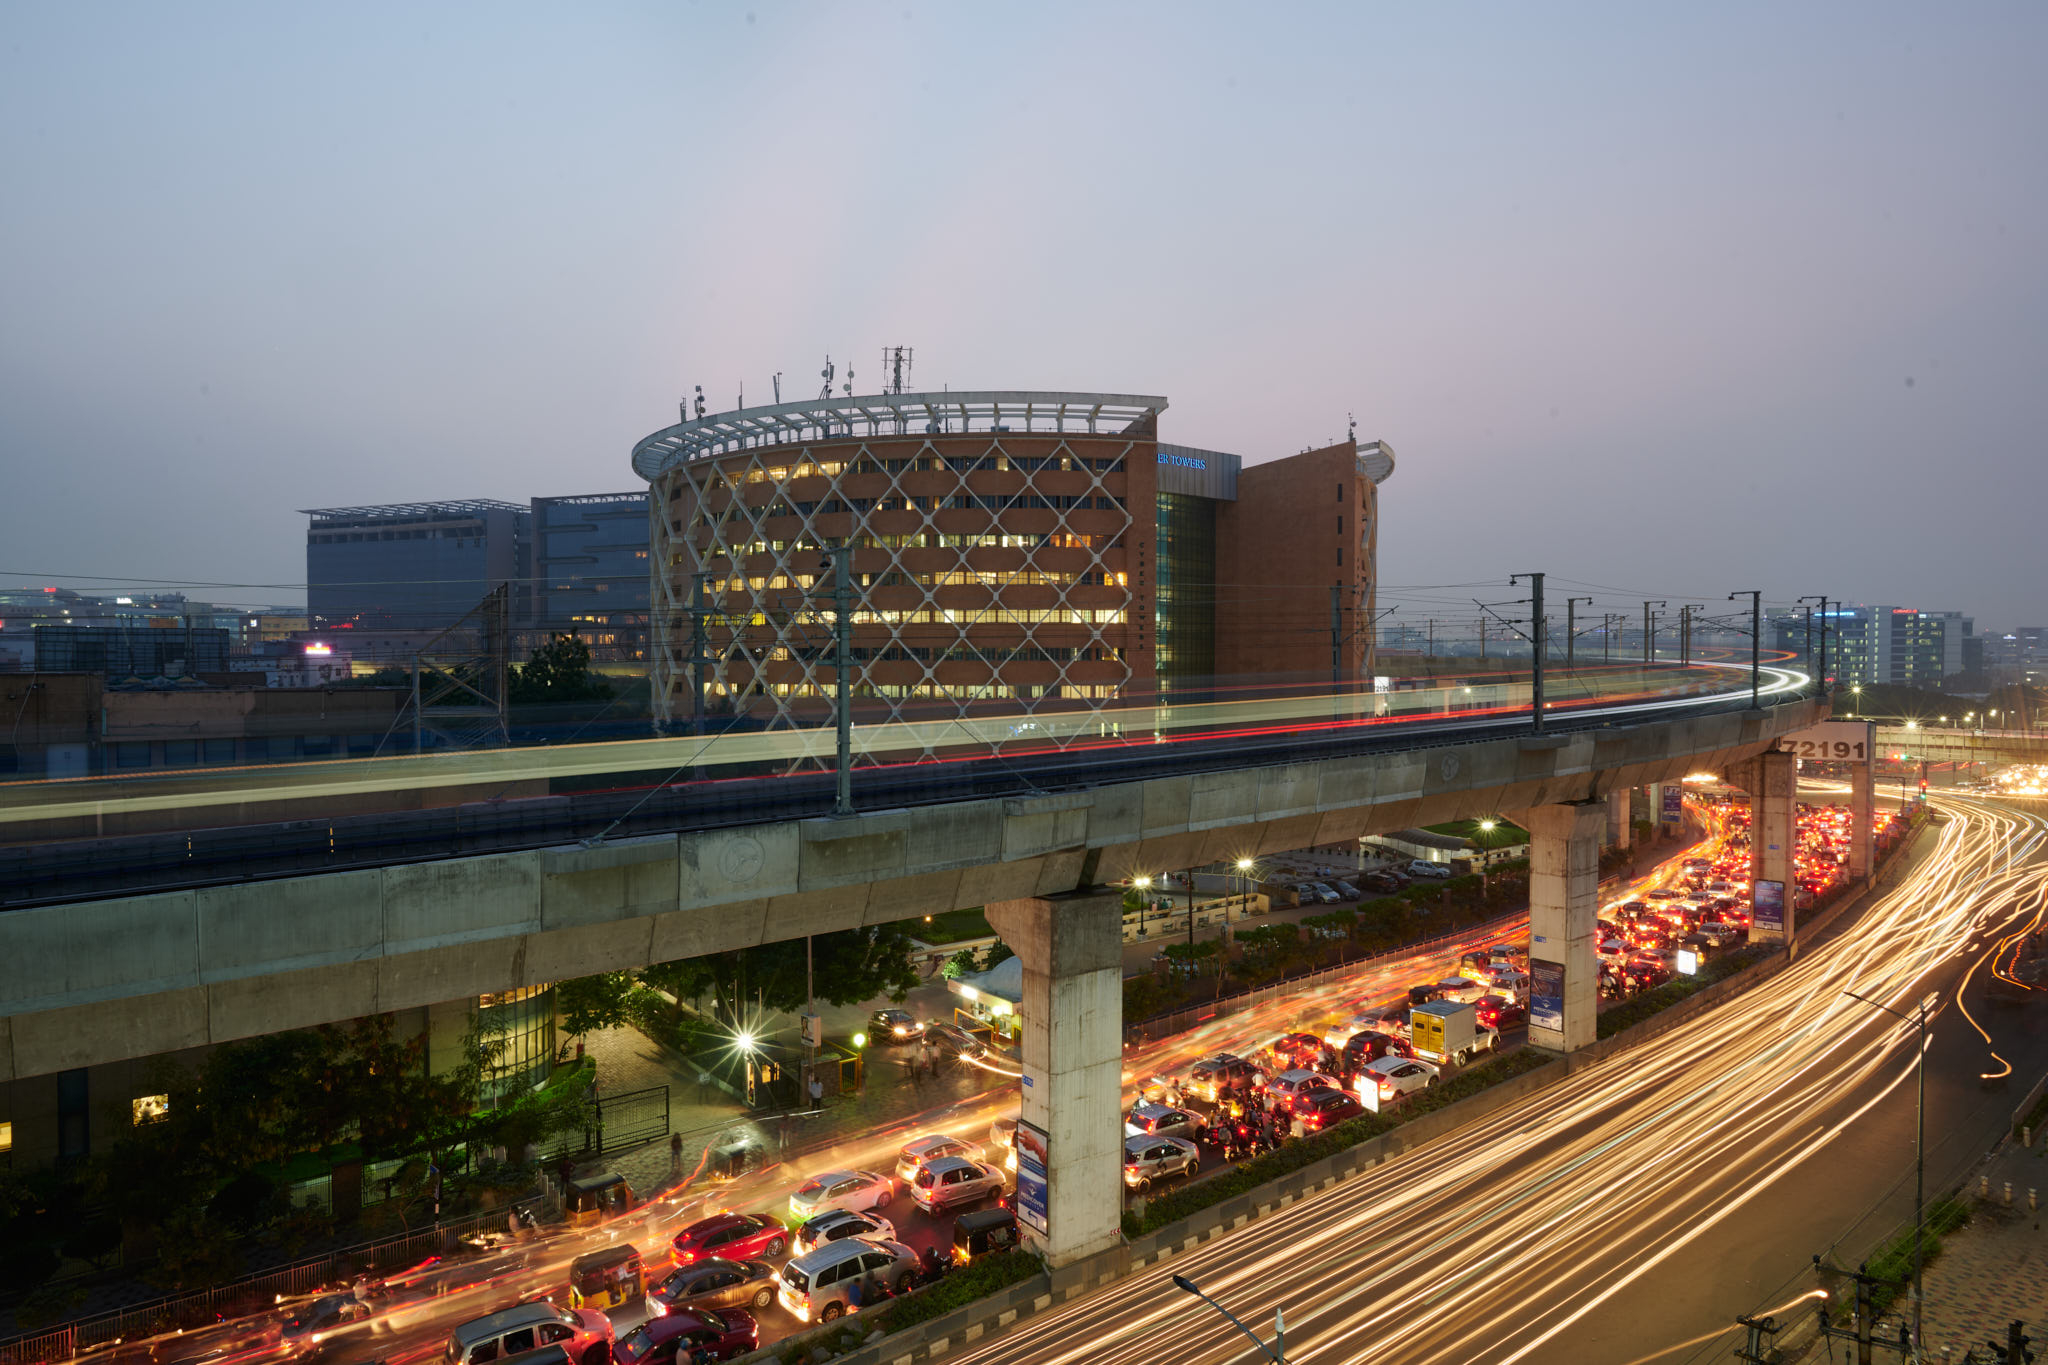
[0, 692, 1836, 1266]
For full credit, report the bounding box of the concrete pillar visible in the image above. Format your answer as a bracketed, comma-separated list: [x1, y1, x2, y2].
[1730, 748, 1798, 943]
[984, 889, 1124, 1270]
[1849, 761, 1875, 882]
[1645, 782, 1665, 840]
[1606, 789, 1632, 850]
[1526, 801, 1605, 1053]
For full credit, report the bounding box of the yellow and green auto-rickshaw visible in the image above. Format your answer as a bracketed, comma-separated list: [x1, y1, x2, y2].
[567, 1243, 645, 1311]
[565, 1172, 634, 1229]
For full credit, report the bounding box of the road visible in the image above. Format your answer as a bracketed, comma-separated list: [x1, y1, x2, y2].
[76, 807, 1780, 1365]
[934, 793, 2048, 1365]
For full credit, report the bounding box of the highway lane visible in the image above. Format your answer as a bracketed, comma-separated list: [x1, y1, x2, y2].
[940, 794, 2048, 1365]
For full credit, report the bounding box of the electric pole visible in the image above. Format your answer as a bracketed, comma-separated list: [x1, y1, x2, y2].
[1512, 573, 1545, 733]
[1799, 594, 1826, 696]
[807, 547, 857, 816]
[1730, 590, 1761, 708]
[1643, 600, 1666, 664]
[1565, 596, 1593, 668]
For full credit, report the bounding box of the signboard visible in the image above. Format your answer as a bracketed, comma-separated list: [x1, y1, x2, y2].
[1779, 720, 1874, 763]
[1355, 1074, 1382, 1112]
[1675, 948, 1699, 977]
[1660, 785, 1685, 824]
[1753, 879, 1786, 934]
[1528, 958, 1565, 1034]
[1013, 1120, 1050, 1236]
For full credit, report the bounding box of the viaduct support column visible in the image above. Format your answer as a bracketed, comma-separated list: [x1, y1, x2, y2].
[1526, 801, 1605, 1053]
[1849, 760, 1875, 882]
[1729, 748, 1798, 943]
[984, 889, 1124, 1273]
[1606, 789, 1632, 850]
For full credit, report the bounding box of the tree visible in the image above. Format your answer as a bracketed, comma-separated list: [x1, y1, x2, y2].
[981, 939, 1015, 970]
[651, 925, 923, 1017]
[510, 633, 614, 704]
[555, 971, 637, 1042]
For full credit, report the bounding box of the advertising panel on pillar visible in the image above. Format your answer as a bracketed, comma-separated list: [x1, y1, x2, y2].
[1528, 958, 1565, 1034]
[1014, 1119, 1050, 1237]
[1660, 786, 1684, 825]
[1753, 879, 1786, 935]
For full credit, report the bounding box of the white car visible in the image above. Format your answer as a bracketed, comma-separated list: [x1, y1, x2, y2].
[1434, 976, 1490, 1004]
[789, 1169, 896, 1223]
[792, 1207, 897, 1256]
[1268, 1069, 1341, 1113]
[1310, 882, 1343, 904]
[894, 1134, 986, 1184]
[1359, 1055, 1441, 1101]
[1406, 860, 1454, 880]
[1322, 1014, 1380, 1049]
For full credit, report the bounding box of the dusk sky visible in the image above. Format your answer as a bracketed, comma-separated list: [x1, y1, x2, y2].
[3, 3, 2044, 627]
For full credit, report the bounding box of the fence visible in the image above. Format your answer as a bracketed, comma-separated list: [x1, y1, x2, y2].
[0, 1201, 528, 1365]
[536, 1084, 670, 1162]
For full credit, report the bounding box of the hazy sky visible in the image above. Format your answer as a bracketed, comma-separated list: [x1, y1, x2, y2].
[3, 3, 2044, 626]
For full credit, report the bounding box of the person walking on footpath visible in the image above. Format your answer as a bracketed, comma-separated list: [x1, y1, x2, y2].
[809, 1074, 824, 1109]
[669, 1131, 683, 1178]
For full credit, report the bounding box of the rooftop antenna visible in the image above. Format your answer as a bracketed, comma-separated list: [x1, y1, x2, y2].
[818, 355, 835, 401]
[738, 380, 744, 410]
[693, 385, 706, 420]
[773, 372, 782, 404]
[882, 346, 913, 395]
[1348, 411, 1357, 443]
[843, 363, 854, 398]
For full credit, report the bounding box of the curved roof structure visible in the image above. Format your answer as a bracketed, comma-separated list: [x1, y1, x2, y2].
[631, 390, 1169, 481]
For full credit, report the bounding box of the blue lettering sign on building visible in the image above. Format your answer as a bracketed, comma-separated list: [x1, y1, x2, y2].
[1157, 453, 1207, 470]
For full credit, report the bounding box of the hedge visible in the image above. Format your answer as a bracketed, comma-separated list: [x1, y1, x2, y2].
[1594, 943, 1775, 1038]
[873, 1247, 1044, 1332]
[1119, 1048, 1554, 1239]
[1861, 1199, 1969, 1315]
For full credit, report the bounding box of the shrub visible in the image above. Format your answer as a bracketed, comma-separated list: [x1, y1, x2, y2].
[1596, 944, 1775, 1038]
[873, 1248, 1043, 1332]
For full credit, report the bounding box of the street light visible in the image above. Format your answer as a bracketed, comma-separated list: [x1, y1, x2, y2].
[1170, 1274, 1284, 1364]
[1135, 875, 1152, 937]
[1850, 684, 1862, 718]
[1478, 819, 1497, 901]
[1843, 988, 1931, 1354]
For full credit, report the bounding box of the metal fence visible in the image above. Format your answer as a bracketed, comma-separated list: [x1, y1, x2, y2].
[536, 1084, 670, 1162]
[0, 1202, 526, 1365]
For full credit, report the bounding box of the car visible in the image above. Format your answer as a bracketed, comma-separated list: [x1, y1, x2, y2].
[910, 1156, 1006, 1214]
[1334, 880, 1362, 899]
[1434, 976, 1489, 1004]
[1359, 1055, 1441, 1101]
[1366, 1006, 1410, 1039]
[1406, 860, 1454, 880]
[1309, 882, 1343, 904]
[1477, 965, 1529, 999]
[791, 1208, 896, 1257]
[670, 1212, 788, 1267]
[1125, 1101, 1207, 1143]
[612, 1309, 757, 1364]
[922, 1022, 988, 1059]
[776, 1237, 920, 1323]
[1698, 921, 1747, 948]
[1295, 1088, 1365, 1132]
[1321, 1014, 1380, 1049]
[447, 1302, 614, 1365]
[1184, 1054, 1265, 1104]
[648, 1258, 777, 1315]
[788, 1170, 895, 1224]
[1123, 1134, 1200, 1190]
[869, 1009, 922, 1043]
[1267, 1069, 1340, 1112]
[1474, 995, 1526, 1031]
[1268, 1032, 1328, 1070]
[280, 1295, 371, 1353]
[1341, 1029, 1412, 1068]
[894, 1134, 987, 1183]
[1360, 872, 1403, 894]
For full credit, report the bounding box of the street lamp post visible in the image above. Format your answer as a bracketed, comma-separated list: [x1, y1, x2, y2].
[1478, 819, 1497, 901]
[1843, 988, 1930, 1354]
[1134, 875, 1152, 938]
[1850, 684, 1862, 718]
[1171, 1274, 1284, 1364]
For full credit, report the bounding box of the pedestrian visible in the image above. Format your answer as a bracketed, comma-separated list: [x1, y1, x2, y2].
[669, 1131, 683, 1178]
[809, 1074, 824, 1108]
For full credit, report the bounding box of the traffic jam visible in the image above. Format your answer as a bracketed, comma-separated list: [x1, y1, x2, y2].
[80, 799, 1907, 1365]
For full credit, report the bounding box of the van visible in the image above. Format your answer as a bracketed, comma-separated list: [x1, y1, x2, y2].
[445, 1301, 613, 1365]
[775, 1236, 919, 1324]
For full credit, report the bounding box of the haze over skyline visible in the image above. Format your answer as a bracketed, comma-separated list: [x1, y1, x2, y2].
[3, 3, 2044, 625]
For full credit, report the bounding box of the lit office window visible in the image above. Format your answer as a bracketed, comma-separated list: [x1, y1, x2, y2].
[132, 1094, 170, 1125]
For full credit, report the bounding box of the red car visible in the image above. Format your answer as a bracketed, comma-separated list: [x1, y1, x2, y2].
[669, 1212, 787, 1267]
[1269, 1033, 1326, 1070]
[613, 1309, 758, 1364]
[1475, 995, 1526, 1031]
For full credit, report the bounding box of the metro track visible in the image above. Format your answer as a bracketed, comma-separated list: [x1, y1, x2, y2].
[0, 663, 1807, 909]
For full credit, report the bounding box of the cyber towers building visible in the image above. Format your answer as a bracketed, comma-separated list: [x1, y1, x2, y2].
[630, 390, 1394, 730]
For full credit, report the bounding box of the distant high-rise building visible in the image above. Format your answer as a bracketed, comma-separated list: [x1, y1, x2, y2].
[530, 492, 650, 661]
[304, 500, 531, 632]
[1774, 604, 1973, 689]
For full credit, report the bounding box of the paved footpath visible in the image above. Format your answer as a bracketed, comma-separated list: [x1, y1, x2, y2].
[1916, 1138, 2048, 1359]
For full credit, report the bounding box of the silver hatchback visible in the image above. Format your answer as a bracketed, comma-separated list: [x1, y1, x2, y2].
[910, 1156, 1006, 1215]
[1123, 1134, 1199, 1191]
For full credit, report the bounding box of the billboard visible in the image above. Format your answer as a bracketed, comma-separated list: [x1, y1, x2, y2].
[1013, 1120, 1050, 1236]
[1529, 958, 1565, 1033]
[1660, 785, 1685, 824]
[1753, 879, 1786, 934]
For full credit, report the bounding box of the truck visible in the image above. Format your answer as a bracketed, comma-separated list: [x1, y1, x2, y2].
[1409, 1000, 1498, 1066]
